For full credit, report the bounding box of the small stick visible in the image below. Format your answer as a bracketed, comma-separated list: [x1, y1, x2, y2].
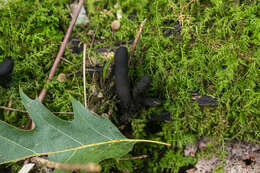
[7, 100, 12, 115]
[87, 29, 97, 65]
[66, 67, 103, 78]
[83, 43, 88, 108]
[119, 155, 148, 161]
[0, 106, 27, 113]
[61, 57, 76, 66]
[31, 157, 101, 173]
[180, 0, 195, 11]
[129, 19, 146, 58]
[38, 0, 84, 102]
[0, 106, 73, 114]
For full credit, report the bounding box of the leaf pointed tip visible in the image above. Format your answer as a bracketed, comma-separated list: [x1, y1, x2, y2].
[69, 97, 79, 106]
[19, 88, 29, 101]
[19, 88, 24, 96]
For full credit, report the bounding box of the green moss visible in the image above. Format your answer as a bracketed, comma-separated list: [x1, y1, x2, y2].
[0, 0, 259, 172]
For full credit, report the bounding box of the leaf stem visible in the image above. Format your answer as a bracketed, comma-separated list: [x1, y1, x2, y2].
[31, 157, 101, 173]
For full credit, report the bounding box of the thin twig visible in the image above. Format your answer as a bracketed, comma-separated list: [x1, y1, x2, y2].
[87, 28, 97, 65]
[0, 106, 27, 113]
[180, 0, 195, 11]
[83, 43, 88, 108]
[38, 0, 84, 102]
[31, 157, 101, 173]
[0, 106, 73, 114]
[61, 57, 76, 66]
[66, 67, 103, 78]
[129, 19, 146, 58]
[7, 100, 12, 115]
[120, 155, 148, 161]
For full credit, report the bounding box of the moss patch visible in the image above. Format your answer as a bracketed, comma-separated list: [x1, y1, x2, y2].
[0, 0, 259, 172]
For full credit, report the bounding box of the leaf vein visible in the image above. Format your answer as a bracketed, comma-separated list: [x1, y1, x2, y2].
[0, 135, 36, 154]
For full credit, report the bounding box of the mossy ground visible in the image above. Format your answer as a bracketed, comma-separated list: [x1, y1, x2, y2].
[0, 0, 259, 172]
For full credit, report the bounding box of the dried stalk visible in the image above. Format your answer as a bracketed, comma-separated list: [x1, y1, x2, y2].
[87, 28, 97, 65]
[38, 0, 84, 102]
[61, 57, 76, 66]
[83, 43, 88, 108]
[0, 106, 27, 113]
[7, 100, 12, 115]
[120, 155, 148, 161]
[129, 19, 146, 58]
[31, 157, 101, 173]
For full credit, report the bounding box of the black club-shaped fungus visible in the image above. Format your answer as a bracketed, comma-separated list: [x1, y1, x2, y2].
[132, 76, 151, 100]
[0, 58, 14, 88]
[0, 58, 14, 76]
[196, 96, 218, 106]
[114, 46, 132, 111]
[114, 47, 168, 123]
[141, 97, 162, 107]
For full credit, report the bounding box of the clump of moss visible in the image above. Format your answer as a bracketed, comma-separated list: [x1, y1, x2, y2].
[0, 0, 259, 172]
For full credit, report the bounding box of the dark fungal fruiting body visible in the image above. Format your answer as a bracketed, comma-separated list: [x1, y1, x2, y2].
[132, 77, 162, 110]
[163, 21, 182, 37]
[132, 76, 151, 99]
[196, 96, 218, 106]
[192, 93, 218, 106]
[68, 36, 83, 54]
[114, 46, 132, 111]
[0, 58, 14, 88]
[141, 97, 162, 107]
[148, 111, 172, 121]
[114, 47, 168, 123]
[0, 58, 14, 76]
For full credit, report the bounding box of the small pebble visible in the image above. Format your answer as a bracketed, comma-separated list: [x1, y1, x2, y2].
[111, 20, 120, 31]
[57, 73, 66, 82]
[97, 92, 103, 98]
[87, 30, 95, 36]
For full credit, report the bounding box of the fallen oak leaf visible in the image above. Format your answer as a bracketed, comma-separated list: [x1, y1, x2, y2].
[0, 89, 132, 165]
[0, 89, 170, 171]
